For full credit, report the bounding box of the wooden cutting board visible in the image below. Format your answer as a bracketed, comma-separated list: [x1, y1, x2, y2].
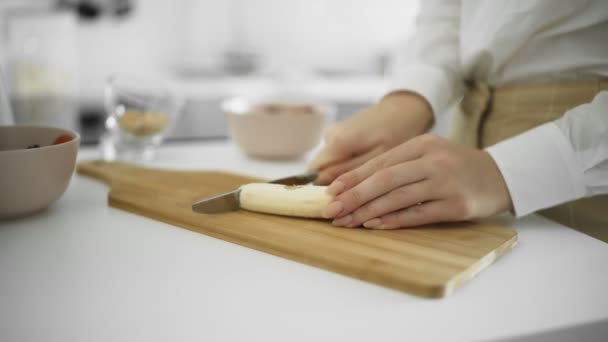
[77, 161, 517, 298]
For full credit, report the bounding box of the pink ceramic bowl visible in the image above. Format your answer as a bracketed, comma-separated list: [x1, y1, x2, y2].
[0, 125, 80, 219]
[223, 97, 335, 159]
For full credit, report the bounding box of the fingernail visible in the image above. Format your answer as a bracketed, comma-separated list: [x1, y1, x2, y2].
[363, 218, 382, 229]
[332, 215, 352, 226]
[327, 180, 345, 196]
[322, 201, 343, 218]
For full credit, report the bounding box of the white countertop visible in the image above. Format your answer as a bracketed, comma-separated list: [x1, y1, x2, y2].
[1, 140, 608, 342]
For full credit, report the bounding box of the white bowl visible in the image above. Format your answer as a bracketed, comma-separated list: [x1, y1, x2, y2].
[0, 125, 80, 219]
[222, 97, 335, 159]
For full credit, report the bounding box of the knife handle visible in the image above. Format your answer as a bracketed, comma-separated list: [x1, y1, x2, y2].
[268, 171, 319, 186]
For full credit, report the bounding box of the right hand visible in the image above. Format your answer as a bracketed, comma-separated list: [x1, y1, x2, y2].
[310, 91, 434, 185]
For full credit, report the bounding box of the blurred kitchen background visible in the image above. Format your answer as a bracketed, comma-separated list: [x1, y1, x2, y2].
[0, 0, 422, 144]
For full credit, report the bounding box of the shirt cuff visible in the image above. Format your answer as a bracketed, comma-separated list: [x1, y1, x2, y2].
[485, 122, 586, 217]
[389, 64, 456, 118]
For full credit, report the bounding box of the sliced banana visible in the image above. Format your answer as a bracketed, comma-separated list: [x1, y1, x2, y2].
[239, 183, 332, 218]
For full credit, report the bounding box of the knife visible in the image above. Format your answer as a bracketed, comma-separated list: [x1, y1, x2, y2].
[191, 170, 319, 214]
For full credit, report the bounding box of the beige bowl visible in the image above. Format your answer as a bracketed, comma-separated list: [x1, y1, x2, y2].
[223, 97, 335, 159]
[0, 125, 80, 219]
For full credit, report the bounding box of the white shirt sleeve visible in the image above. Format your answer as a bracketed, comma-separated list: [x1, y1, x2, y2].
[486, 91, 608, 217]
[389, 0, 464, 118]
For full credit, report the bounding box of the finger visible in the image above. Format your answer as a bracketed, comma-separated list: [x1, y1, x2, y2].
[328, 135, 429, 195]
[362, 200, 453, 229]
[315, 147, 383, 185]
[345, 179, 436, 227]
[329, 161, 429, 220]
[309, 126, 373, 171]
[309, 145, 344, 173]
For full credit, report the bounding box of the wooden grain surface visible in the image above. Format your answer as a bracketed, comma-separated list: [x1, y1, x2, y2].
[77, 160, 518, 298]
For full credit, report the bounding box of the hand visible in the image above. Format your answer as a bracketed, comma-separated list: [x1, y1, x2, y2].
[309, 91, 433, 185]
[321, 134, 513, 229]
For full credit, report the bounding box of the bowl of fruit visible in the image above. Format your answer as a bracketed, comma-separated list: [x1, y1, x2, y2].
[0, 125, 79, 219]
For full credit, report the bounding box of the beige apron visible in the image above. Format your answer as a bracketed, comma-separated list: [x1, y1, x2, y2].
[451, 79, 608, 242]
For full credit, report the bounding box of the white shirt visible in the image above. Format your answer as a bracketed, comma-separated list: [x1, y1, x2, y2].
[391, 0, 608, 217]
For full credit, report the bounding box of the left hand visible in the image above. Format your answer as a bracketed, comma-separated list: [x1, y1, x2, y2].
[321, 134, 513, 229]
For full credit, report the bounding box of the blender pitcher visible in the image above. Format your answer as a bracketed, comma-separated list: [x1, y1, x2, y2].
[3, 7, 78, 130]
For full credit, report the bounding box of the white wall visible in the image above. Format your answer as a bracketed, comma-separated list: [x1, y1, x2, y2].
[76, 0, 188, 103]
[182, 0, 420, 74]
[67, 0, 419, 103]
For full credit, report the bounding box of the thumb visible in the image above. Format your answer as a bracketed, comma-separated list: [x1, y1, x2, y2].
[309, 145, 337, 171]
[309, 124, 369, 171]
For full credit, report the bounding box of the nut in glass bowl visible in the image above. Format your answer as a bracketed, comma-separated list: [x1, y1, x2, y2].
[116, 109, 169, 137]
[100, 74, 183, 162]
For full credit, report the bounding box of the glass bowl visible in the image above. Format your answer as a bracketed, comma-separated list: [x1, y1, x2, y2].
[101, 74, 183, 162]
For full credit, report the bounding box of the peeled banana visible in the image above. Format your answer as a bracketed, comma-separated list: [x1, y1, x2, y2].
[239, 183, 332, 218]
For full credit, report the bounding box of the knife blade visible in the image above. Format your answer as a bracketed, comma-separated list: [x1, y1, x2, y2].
[191, 170, 318, 214]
